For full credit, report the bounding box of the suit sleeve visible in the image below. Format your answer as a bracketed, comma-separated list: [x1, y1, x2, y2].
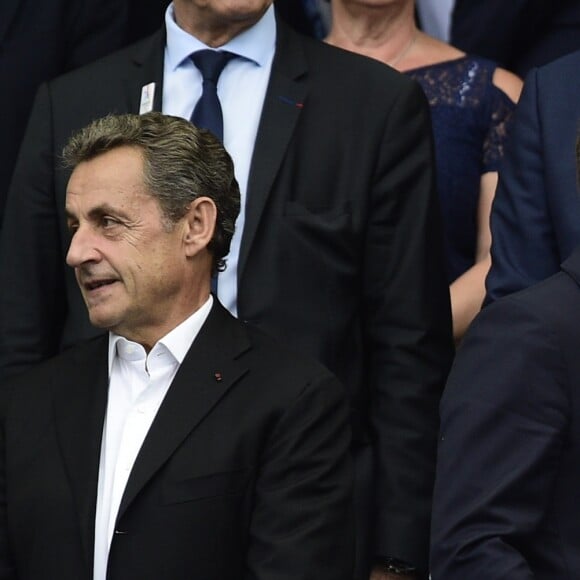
[245, 374, 354, 580]
[485, 68, 560, 303]
[0, 84, 67, 383]
[430, 298, 569, 579]
[367, 79, 454, 571]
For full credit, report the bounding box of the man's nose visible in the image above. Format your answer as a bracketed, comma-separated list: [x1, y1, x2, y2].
[66, 226, 101, 268]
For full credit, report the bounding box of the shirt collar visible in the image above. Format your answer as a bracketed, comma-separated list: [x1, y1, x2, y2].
[164, 2, 276, 71]
[108, 295, 214, 376]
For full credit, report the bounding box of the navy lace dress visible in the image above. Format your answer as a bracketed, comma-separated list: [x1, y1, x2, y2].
[406, 56, 516, 283]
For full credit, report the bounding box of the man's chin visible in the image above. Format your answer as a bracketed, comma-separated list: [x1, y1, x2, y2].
[87, 308, 119, 331]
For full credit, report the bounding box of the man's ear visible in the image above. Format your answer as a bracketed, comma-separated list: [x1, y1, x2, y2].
[183, 197, 217, 257]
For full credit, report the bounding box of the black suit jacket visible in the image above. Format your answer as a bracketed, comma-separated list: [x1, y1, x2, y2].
[0, 0, 130, 226]
[0, 301, 353, 579]
[431, 247, 580, 579]
[451, 0, 580, 75]
[0, 17, 454, 574]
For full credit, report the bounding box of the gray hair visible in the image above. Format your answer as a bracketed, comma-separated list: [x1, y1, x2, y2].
[62, 112, 240, 275]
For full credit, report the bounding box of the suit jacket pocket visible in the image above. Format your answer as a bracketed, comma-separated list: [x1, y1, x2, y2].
[283, 200, 351, 223]
[161, 468, 253, 505]
[282, 201, 356, 261]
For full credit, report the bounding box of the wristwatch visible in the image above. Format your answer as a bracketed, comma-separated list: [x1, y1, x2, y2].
[377, 557, 417, 576]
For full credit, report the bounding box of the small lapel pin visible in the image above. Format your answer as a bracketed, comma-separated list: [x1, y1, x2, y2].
[214, 371, 223, 382]
[277, 95, 304, 108]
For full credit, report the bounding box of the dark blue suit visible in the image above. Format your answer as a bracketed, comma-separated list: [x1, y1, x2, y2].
[485, 49, 580, 303]
[451, 0, 580, 75]
[432, 246, 580, 579]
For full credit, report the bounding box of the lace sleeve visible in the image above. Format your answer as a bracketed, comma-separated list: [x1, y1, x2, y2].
[405, 56, 518, 175]
[482, 86, 517, 173]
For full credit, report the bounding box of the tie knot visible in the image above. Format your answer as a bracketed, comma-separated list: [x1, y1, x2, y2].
[191, 50, 236, 83]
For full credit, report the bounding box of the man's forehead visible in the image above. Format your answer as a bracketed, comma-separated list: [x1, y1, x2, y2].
[67, 146, 145, 183]
[66, 150, 147, 201]
[65, 184, 150, 217]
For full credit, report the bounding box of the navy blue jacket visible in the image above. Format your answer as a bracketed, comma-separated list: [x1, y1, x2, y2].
[486, 50, 580, 303]
[433, 246, 580, 579]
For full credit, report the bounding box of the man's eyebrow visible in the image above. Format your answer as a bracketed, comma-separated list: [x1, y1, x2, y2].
[65, 204, 129, 222]
[87, 204, 126, 219]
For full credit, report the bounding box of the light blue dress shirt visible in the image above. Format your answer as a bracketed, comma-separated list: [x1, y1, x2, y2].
[162, 3, 276, 315]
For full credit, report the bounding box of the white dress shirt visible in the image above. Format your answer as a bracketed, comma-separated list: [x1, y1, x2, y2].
[162, 3, 276, 315]
[93, 296, 213, 580]
[416, 0, 455, 42]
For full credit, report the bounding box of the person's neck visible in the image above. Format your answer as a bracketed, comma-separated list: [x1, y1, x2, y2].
[113, 287, 211, 354]
[173, 2, 267, 48]
[326, 1, 417, 70]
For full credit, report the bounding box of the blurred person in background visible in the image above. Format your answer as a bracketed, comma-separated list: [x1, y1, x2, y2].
[0, 0, 130, 229]
[451, 0, 580, 76]
[415, 0, 454, 41]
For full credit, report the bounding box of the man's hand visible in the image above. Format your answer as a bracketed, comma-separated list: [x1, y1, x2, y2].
[370, 564, 418, 580]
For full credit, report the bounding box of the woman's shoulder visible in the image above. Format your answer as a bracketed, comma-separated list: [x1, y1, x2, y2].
[406, 51, 521, 107]
[491, 67, 523, 103]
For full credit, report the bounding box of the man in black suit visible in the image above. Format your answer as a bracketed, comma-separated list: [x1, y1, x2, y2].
[430, 137, 580, 580]
[451, 0, 580, 76]
[0, 1, 454, 577]
[0, 0, 130, 227]
[0, 112, 353, 579]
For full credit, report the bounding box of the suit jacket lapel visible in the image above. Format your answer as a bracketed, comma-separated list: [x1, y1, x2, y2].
[117, 302, 250, 519]
[238, 20, 308, 279]
[52, 335, 110, 574]
[122, 23, 307, 279]
[561, 246, 580, 287]
[0, 0, 20, 45]
[124, 29, 165, 113]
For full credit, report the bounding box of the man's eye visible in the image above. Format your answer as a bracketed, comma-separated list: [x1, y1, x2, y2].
[101, 216, 119, 228]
